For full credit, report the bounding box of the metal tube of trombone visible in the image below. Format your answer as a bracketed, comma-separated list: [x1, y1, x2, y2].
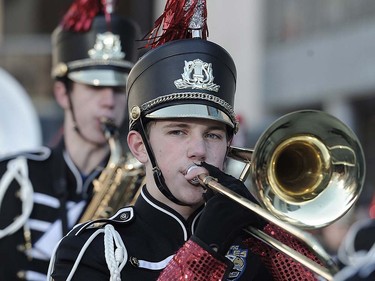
[198, 173, 337, 280]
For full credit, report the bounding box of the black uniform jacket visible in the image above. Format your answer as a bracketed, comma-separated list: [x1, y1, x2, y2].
[50, 186, 272, 281]
[0, 140, 103, 280]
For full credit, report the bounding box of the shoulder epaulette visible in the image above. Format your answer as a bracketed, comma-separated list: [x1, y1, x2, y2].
[75, 206, 134, 236]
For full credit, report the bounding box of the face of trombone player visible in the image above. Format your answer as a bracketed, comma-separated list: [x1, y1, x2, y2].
[127, 117, 230, 218]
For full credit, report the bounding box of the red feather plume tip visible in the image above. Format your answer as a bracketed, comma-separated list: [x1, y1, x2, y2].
[61, 0, 116, 33]
[145, 0, 208, 49]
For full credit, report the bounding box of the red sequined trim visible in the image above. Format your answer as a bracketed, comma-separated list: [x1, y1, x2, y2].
[158, 239, 227, 281]
[244, 224, 322, 281]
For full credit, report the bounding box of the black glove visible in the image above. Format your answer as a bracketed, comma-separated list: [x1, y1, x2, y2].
[194, 162, 266, 254]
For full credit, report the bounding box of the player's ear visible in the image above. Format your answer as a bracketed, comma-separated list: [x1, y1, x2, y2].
[127, 130, 148, 164]
[54, 81, 70, 110]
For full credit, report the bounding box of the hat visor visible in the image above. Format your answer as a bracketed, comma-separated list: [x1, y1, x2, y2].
[145, 104, 234, 128]
[68, 69, 128, 87]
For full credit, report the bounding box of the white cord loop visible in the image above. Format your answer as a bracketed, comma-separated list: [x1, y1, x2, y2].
[104, 224, 127, 281]
[0, 156, 34, 238]
[334, 219, 375, 280]
[47, 224, 128, 281]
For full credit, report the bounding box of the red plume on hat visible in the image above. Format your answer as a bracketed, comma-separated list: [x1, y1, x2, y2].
[128, 0, 238, 132]
[146, 0, 208, 48]
[61, 0, 116, 32]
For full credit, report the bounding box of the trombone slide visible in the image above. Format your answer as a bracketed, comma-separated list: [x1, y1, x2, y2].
[198, 174, 338, 280]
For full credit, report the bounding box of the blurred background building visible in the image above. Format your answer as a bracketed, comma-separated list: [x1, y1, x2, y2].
[1, 0, 375, 254]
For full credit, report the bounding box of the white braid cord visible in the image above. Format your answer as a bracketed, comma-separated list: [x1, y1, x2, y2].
[48, 225, 127, 281]
[104, 224, 128, 281]
[0, 156, 33, 238]
[334, 245, 375, 280]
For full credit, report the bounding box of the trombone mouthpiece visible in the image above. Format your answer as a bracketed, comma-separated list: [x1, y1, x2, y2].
[186, 165, 199, 174]
[185, 165, 201, 186]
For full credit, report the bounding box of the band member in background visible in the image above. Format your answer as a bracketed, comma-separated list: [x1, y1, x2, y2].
[48, 0, 325, 280]
[0, 0, 140, 280]
[333, 218, 375, 280]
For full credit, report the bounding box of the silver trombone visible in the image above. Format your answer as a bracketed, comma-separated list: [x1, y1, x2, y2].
[198, 110, 365, 281]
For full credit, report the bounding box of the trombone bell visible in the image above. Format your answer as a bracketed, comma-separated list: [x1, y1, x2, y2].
[269, 135, 331, 204]
[221, 110, 365, 280]
[231, 110, 365, 230]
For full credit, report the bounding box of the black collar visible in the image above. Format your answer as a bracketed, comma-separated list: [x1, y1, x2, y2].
[134, 186, 204, 242]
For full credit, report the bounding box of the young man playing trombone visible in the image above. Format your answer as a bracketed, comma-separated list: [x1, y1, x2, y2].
[47, 0, 340, 280]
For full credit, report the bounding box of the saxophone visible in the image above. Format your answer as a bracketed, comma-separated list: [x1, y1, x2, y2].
[79, 119, 145, 223]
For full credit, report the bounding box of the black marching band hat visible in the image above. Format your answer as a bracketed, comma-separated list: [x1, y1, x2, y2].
[51, 0, 140, 87]
[127, 0, 238, 134]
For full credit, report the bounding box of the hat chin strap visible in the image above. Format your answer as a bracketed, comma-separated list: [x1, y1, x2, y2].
[138, 117, 190, 206]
